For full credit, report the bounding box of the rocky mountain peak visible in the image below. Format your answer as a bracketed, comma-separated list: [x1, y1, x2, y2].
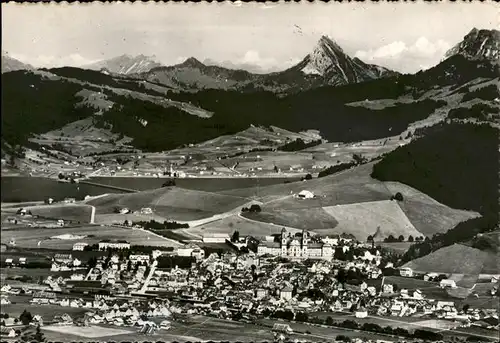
[179, 57, 205, 68]
[84, 54, 163, 75]
[301, 35, 347, 76]
[444, 28, 500, 61]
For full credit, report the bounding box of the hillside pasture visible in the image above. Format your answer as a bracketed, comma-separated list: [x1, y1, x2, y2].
[2, 204, 93, 223]
[242, 208, 338, 231]
[384, 182, 481, 237]
[88, 187, 250, 221]
[222, 163, 392, 205]
[0, 225, 182, 249]
[403, 244, 491, 275]
[183, 214, 294, 238]
[321, 200, 422, 241]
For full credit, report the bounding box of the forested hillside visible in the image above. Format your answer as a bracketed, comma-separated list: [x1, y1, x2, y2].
[371, 122, 499, 264]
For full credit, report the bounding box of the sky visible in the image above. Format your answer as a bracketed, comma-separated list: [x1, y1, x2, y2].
[2, 2, 498, 73]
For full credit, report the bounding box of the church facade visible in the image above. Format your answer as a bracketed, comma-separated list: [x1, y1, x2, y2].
[257, 228, 334, 259]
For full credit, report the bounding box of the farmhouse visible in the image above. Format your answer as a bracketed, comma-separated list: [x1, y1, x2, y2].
[440, 279, 457, 289]
[297, 190, 314, 199]
[73, 242, 88, 251]
[399, 267, 414, 277]
[98, 240, 131, 251]
[280, 287, 293, 301]
[129, 254, 150, 264]
[202, 233, 230, 243]
[355, 307, 368, 318]
[31, 291, 57, 304]
[53, 254, 73, 264]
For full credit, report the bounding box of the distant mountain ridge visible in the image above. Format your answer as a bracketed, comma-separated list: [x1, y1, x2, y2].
[1, 52, 33, 73]
[84, 54, 164, 75]
[444, 28, 500, 62]
[130, 35, 396, 93]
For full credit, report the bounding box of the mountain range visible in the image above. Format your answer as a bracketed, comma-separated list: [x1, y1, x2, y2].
[83, 54, 163, 75]
[1, 51, 33, 73]
[1, 28, 498, 151]
[130, 35, 397, 93]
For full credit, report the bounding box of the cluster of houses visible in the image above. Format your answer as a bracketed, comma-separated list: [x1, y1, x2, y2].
[1, 227, 499, 338]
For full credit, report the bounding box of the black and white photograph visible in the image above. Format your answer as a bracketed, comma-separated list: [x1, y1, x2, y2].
[1, 2, 499, 342]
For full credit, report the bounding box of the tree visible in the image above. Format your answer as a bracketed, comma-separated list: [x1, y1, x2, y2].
[398, 235, 405, 242]
[367, 235, 374, 242]
[385, 235, 396, 243]
[304, 174, 312, 180]
[58, 173, 65, 180]
[325, 316, 334, 326]
[19, 310, 32, 325]
[462, 304, 470, 313]
[34, 325, 45, 342]
[353, 153, 366, 165]
[231, 230, 240, 243]
[408, 235, 414, 242]
[249, 204, 262, 213]
[392, 192, 404, 201]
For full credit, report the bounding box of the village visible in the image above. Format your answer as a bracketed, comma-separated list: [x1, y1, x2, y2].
[1, 229, 499, 342]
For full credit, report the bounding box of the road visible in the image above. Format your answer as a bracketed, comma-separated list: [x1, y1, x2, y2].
[89, 205, 96, 224]
[138, 260, 158, 293]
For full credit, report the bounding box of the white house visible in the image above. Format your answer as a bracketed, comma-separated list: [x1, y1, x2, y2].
[399, 267, 414, 277]
[355, 307, 368, 318]
[129, 255, 150, 264]
[98, 240, 130, 251]
[297, 190, 314, 199]
[72, 242, 88, 251]
[256, 289, 268, 299]
[280, 287, 293, 301]
[440, 279, 457, 289]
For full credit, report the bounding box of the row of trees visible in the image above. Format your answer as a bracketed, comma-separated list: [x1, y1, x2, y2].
[241, 204, 262, 213]
[136, 219, 189, 230]
[372, 234, 426, 243]
[277, 138, 322, 152]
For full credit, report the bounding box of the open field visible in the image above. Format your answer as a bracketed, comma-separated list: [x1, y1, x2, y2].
[378, 242, 415, 253]
[88, 187, 251, 222]
[183, 214, 293, 238]
[1, 225, 182, 249]
[44, 325, 132, 338]
[1, 268, 71, 281]
[256, 318, 396, 341]
[243, 208, 338, 231]
[383, 276, 455, 300]
[403, 244, 493, 275]
[384, 182, 481, 237]
[2, 303, 87, 319]
[321, 200, 422, 241]
[1, 204, 93, 223]
[220, 163, 392, 204]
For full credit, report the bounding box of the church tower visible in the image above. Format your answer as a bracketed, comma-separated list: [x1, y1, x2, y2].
[301, 230, 308, 257]
[281, 228, 288, 256]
